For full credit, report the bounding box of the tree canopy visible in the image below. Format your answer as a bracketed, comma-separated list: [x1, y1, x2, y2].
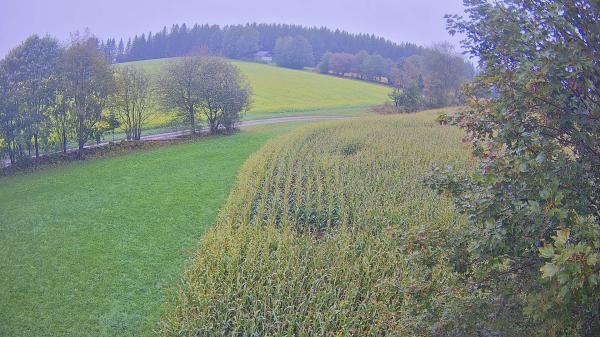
[112, 66, 153, 140]
[159, 56, 205, 135]
[159, 57, 252, 135]
[61, 36, 115, 156]
[104, 23, 424, 64]
[196, 58, 252, 133]
[1, 35, 61, 160]
[427, 0, 600, 335]
[273, 36, 314, 69]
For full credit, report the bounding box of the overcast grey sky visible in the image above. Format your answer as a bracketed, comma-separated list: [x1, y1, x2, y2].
[0, 0, 467, 56]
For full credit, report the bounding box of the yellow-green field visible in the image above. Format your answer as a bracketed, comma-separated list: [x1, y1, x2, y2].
[161, 109, 474, 336]
[120, 58, 390, 127]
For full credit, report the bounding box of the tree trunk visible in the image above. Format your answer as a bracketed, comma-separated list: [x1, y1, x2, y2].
[134, 122, 140, 140]
[77, 114, 85, 159]
[210, 121, 218, 135]
[78, 139, 85, 158]
[9, 141, 15, 165]
[18, 144, 24, 161]
[136, 117, 142, 140]
[126, 113, 132, 140]
[34, 132, 39, 158]
[190, 109, 196, 137]
[62, 129, 67, 154]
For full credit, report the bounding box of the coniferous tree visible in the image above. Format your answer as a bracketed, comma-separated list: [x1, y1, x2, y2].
[222, 25, 259, 59]
[118, 39, 124, 57]
[273, 36, 314, 69]
[105, 23, 426, 64]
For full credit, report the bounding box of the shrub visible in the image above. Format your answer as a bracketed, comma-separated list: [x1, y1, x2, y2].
[389, 82, 423, 113]
[435, 113, 448, 125]
[429, 0, 600, 335]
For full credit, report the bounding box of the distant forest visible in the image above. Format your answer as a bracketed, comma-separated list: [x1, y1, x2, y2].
[101, 23, 425, 64]
[100, 23, 475, 111]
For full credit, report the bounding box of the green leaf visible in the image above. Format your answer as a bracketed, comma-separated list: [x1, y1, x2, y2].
[540, 189, 551, 200]
[587, 253, 598, 267]
[557, 272, 570, 285]
[554, 192, 564, 205]
[539, 244, 555, 259]
[536, 151, 546, 163]
[518, 162, 528, 172]
[540, 263, 559, 278]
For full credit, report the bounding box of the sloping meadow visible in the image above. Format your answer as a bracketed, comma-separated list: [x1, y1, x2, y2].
[161, 113, 476, 336]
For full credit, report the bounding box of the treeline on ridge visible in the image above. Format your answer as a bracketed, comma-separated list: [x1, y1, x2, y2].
[102, 23, 424, 64]
[101, 23, 475, 110]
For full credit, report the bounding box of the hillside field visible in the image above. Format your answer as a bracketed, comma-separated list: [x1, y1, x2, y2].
[120, 58, 390, 127]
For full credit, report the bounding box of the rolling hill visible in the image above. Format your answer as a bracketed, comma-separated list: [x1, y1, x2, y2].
[120, 58, 390, 127]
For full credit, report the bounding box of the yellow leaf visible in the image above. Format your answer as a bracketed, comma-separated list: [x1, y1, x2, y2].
[554, 229, 570, 247]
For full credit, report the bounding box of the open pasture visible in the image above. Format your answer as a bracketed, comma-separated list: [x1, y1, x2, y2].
[121, 58, 390, 127]
[0, 123, 301, 337]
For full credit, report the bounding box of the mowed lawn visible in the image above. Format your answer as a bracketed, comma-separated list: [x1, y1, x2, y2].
[0, 124, 299, 337]
[121, 58, 389, 127]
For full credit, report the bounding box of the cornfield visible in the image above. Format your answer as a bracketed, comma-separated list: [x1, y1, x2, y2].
[161, 111, 477, 336]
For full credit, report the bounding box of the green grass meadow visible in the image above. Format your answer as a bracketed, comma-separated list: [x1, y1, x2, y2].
[120, 58, 390, 127]
[0, 123, 303, 336]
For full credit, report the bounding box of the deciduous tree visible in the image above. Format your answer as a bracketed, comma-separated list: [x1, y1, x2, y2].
[317, 52, 332, 74]
[159, 56, 204, 135]
[0, 64, 20, 164]
[196, 58, 252, 134]
[2, 35, 62, 158]
[61, 35, 114, 157]
[427, 1, 600, 334]
[389, 81, 423, 112]
[328, 52, 355, 75]
[112, 66, 153, 140]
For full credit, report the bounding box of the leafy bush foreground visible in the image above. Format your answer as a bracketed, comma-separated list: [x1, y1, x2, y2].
[160, 113, 486, 336]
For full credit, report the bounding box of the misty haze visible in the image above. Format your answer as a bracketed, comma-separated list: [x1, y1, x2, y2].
[0, 1, 598, 336]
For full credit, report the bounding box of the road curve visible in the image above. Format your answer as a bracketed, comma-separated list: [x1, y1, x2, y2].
[141, 115, 348, 140]
[1, 115, 350, 168]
